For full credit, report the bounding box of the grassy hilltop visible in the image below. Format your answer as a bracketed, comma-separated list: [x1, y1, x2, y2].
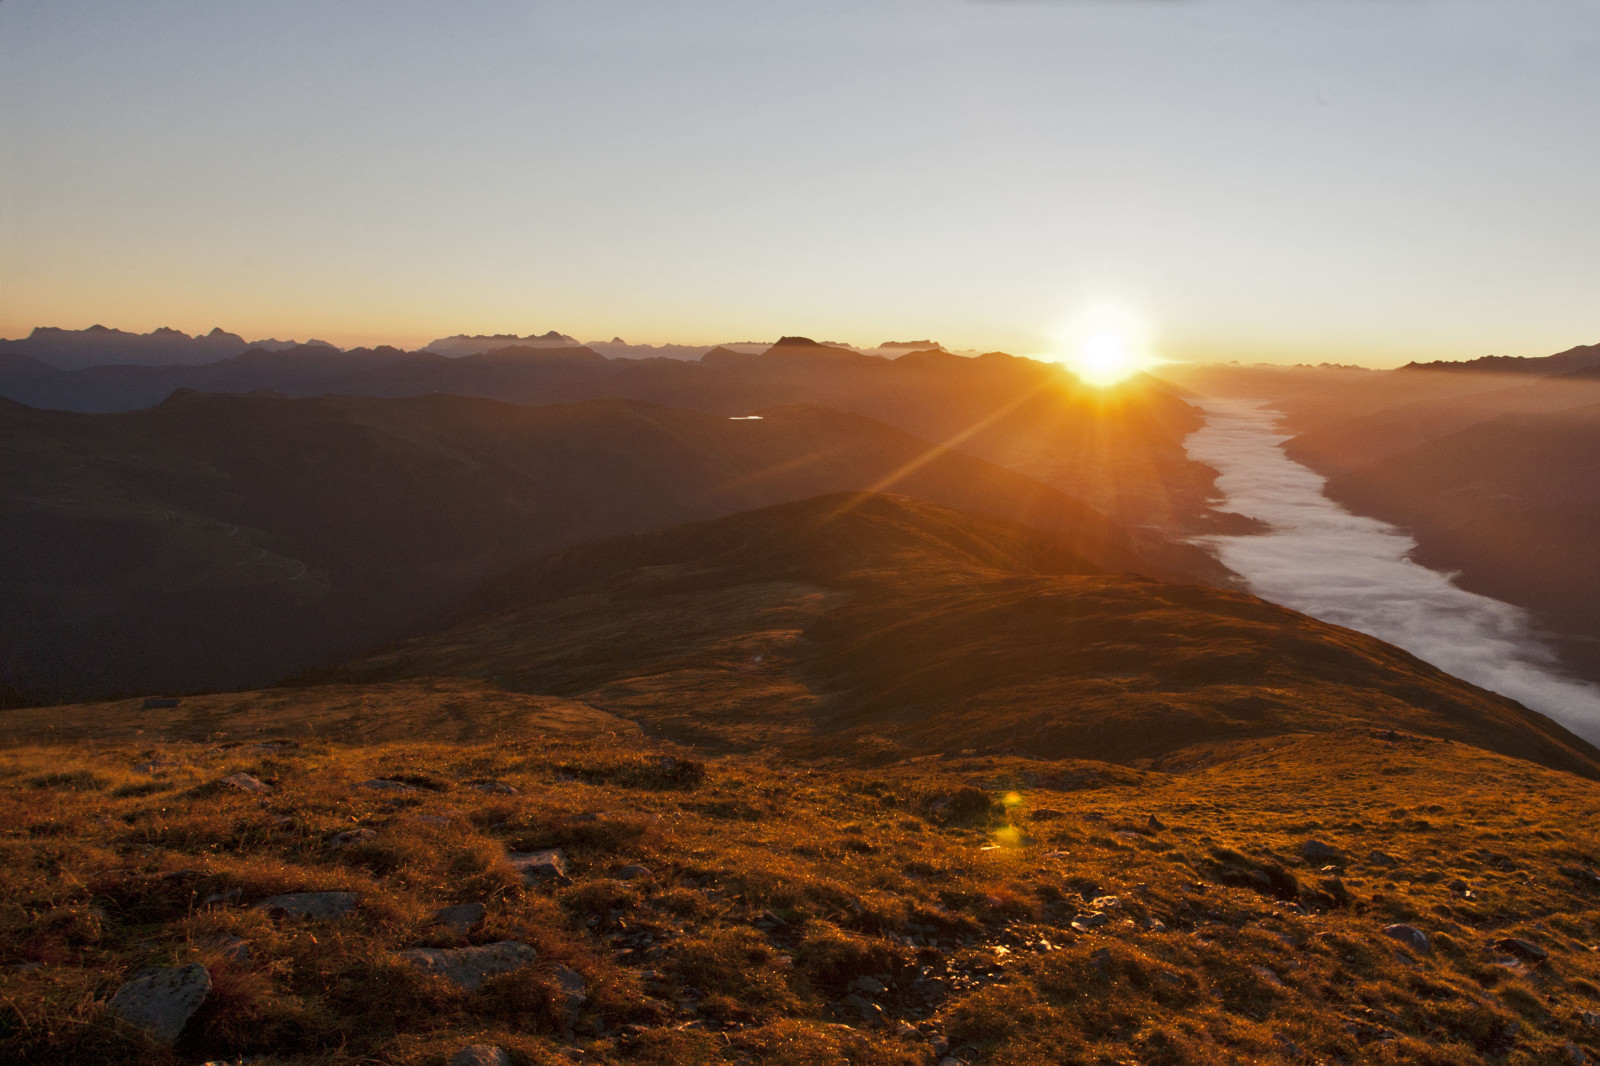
[5, 496, 1600, 1065]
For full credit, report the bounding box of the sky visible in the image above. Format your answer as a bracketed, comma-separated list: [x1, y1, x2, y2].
[2, 0, 1597, 365]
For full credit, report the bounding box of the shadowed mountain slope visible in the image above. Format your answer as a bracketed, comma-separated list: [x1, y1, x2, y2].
[0, 393, 1222, 705]
[328, 493, 1600, 777]
[1315, 402, 1600, 686]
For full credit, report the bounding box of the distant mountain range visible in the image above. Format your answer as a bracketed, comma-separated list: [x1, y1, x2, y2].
[1400, 341, 1600, 376]
[0, 325, 336, 371]
[0, 335, 1217, 529]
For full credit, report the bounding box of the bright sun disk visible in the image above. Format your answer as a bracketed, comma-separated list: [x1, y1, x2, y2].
[1051, 305, 1155, 387]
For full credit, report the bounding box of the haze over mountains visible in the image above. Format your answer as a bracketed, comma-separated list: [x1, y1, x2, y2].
[0, 388, 1224, 706]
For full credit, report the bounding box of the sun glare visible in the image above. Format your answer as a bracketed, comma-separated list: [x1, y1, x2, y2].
[1051, 305, 1156, 387]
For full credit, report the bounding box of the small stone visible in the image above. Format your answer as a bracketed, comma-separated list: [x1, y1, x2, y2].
[219, 773, 270, 794]
[508, 848, 569, 884]
[552, 963, 589, 1011]
[358, 778, 418, 792]
[1566, 1043, 1590, 1064]
[1252, 964, 1284, 986]
[1071, 912, 1109, 932]
[395, 941, 538, 990]
[852, 975, 887, 995]
[434, 902, 487, 934]
[1494, 937, 1548, 962]
[451, 1045, 512, 1066]
[912, 977, 947, 1001]
[1091, 895, 1121, 910]
[257, 891, 357, 920]
[894, 1019, 919, 1038]
[1301, 840, 1343, 864]
[930, 1035, 951, 1055]
[617, 864, 653, 881]
[106, 963, 211, 1044]
[1583, 1011, 1600, 1029]
[1319, 877, 1351, 903]
[329, 828, 377, 848]
[470, 779, 518, 794]
[1383, 924, 1433, 955]
[203, 888, 242, 907]
[205, 934, 249, 963]
[1147, 813, 1165, 831]
[838, 992, 881, 1021]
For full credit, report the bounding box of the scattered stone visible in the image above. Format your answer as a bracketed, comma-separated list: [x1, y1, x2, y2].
[1091, 895, 1122, 910]
[329, 828, 377, 848]
[1383, 924, 1432, 955]
[552, 963, 589, 1011]
[1252, 964, 1284, 987]
[1301, 840, 1343, 864]
[106, 963, 211, 1044]
[1583, 1011, 1600, 1030]
[1319, 877, 1351, 903]
[617, 864, 653, 881]
[1560, 865, 1600, 890]
[451, 1045, 512, 1066]
[205, 934, 249, 963]
[1494, 937, 1549, 962]
[912, 976, 947, 1001]
[1365, 850, 1399, 867]
[508, 848, 569, 884]
[219, 773, 270, 794]
[838, 992, 882, 1022]
[1071, 912, 1109, 932]
[469, 780, 519, 795]
[358, 778, 418, 792]
[1147, 814, 1165, 831]
[434, 902, 486, 934]
[258, 891, 357, 920]
[853, 975, 887, 995]
[1446, 879, 1473, 897]
[930, 1035, 951, 1056]
[1566, 1042, 1590, 1064]
[395, 941, 537, 990]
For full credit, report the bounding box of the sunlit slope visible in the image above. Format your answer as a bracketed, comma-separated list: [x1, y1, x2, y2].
[330, 493, 1600, 776]
[0, 393, 1223, 705]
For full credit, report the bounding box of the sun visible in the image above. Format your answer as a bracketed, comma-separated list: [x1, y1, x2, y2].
[1049, 305, 1156, 387]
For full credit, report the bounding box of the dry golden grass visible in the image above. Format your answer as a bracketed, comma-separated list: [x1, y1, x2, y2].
[4, 690, 1600, 1065]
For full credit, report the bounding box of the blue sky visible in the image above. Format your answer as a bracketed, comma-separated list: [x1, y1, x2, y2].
[2, 0, 1597, 364]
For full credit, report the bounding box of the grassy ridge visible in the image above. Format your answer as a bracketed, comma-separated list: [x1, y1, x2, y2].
[5, 688, 1600, 1065]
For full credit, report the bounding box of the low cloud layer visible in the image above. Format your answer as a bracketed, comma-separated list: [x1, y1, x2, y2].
[1186, 398, 1600, 744]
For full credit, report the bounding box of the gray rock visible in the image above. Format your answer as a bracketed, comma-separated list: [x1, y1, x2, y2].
[552, 962, 588, 1011]
[358, 778, 418, 792]
[258, 891, 357, 920]
[219, 773, 270, 794]
[451, 1045, 512, 1066]
[329, 828, 377, 848]
[852, 975, 887, 996]
[617, 864, 653, 881]
[1301, 840, 1343, 864]
[1494, 937, 1548, 962]
[838, 992, 881, 1021]
[508, 848, 569, 884]
[912, 976, 947, 1001]
[107, 963, 211, 1043]
[434, 902, 486, 934]
[1071, 911, 1110, 932]
[470, 779, 518, 794]
[1583, 1011, 1600, 1029]
[395, 940, 537, 990]
[1383, 924, 1433, 955]
[206, 934, 249, 963]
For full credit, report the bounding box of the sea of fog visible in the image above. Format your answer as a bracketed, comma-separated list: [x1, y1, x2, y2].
[1186, 398, 1600, 745]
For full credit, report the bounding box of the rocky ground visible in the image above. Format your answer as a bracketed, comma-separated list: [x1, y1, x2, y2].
[5, 700, 1600, 1065]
